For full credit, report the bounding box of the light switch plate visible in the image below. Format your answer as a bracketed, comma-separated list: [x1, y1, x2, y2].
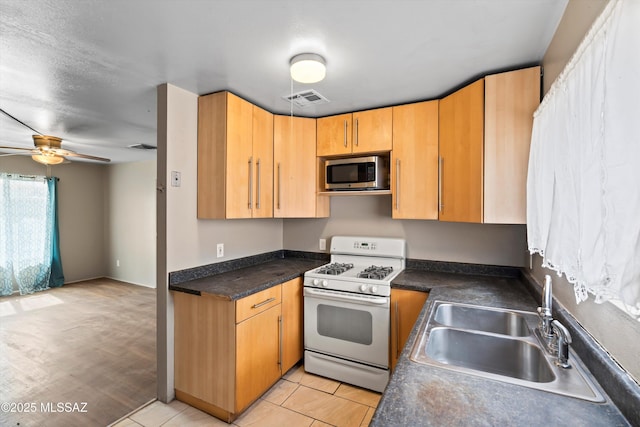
[319, 238, 326, 251]
[171, 171, 181, 187]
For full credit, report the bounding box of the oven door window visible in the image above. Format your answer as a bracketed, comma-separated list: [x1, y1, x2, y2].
[317, 304, 372, 345]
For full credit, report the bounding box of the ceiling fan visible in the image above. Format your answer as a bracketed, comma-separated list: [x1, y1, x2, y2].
[0, 108, 110, 165]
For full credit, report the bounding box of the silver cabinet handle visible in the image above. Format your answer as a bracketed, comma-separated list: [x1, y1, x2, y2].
[395, 158, 400, 210]
[343, 120, 348, 148]
[278, 315, 283, 369]
[354, 118, 359, 146]
[248, 157, 253, 209]
[395, 301, 400, 358]
[256, 159, 261, 210]
[438, 156, 443, 214]
[277, 163, 281, 210]
[252, 297, 276, 309]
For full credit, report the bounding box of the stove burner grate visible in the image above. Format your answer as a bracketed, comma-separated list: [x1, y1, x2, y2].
[315, 263, 354, 276]
[357, 265, 394, 280]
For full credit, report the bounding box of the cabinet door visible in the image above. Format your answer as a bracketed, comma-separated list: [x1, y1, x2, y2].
[392, 101, 439, 219]
[390, 289, 428, 372]
[225, 93, 254, 219]
[197, 92, 227, 219]
[252, 105, 274, 218]
[439, 79, 484, 223]
[281, 278, 303, 373]
[236, 304, 281, 412]
[352, 107, 393, 154]
[273, 115, 318, 217]
[484, 66, 540, 224]
[317, 113, 352, 157]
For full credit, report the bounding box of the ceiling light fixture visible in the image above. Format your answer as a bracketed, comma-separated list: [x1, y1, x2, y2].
[290, 53, 326, 84]
[32, 153, 64, 165]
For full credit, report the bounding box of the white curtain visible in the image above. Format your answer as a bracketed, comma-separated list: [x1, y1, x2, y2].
[0, 174, 53, 295]
[527, 0, 640, 313]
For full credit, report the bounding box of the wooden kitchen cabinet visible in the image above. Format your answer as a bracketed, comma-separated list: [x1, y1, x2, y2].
[438, 78, 485, 223]
[390, 289, 428, 372]
[391, 100, 439, 219]
[274, 115, 329, 218]
[484, 66, 540, 224]
[173, 285, 285, 422]
[317, 113, 352, 156]
[197, 91, 273, 219]
[281, 277, 303, 373]
[316, 107, 392, 157]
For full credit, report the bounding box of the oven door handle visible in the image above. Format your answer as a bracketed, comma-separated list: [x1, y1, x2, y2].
[304, 287, 389, 305]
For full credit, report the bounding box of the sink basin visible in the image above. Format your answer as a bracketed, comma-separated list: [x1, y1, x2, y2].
[434, 303, 530, 337]
[426, 327, 555, 382]
[411, 301, 605, 402]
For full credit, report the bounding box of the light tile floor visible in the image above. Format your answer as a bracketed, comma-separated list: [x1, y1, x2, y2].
[111, 365, 380, 427]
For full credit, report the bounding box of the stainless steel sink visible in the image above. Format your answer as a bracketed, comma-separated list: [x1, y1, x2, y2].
[426, 327, 555, 383]
[433, 303, 530, 337]
[411, 301, 605, 402]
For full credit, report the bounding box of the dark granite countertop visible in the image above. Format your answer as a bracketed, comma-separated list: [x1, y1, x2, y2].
[169, 257, 325, 300]
[371, 269, 632, 426]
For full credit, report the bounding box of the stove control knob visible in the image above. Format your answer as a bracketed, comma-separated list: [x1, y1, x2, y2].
[312, 279, 320, 286]
[371, 286, 378, 294]
[321, 280, 329, 288]
[360, 284, 368, 292]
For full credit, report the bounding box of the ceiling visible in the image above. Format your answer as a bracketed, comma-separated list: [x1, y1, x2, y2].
[0, 0, 568, 163]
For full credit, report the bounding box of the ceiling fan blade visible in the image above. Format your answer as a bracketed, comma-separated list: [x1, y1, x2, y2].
[62, 151, 111, 162]
[0, 145, 36, 153]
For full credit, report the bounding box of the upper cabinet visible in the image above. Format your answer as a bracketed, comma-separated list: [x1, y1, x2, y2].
[437, 66, 540, 224]
[438, 79, 485, 223]
[317, 107, 392, 157]
[391, 101, 439, 219]
[198, 91, 274, 219]
[484, 66, 541, 224]
[274, 115, 329, 218]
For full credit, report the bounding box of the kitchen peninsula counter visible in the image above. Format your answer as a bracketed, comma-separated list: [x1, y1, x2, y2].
[169, 254, 326, 300]
[169, 258, 319, 300]
[372, 268, 634, 426]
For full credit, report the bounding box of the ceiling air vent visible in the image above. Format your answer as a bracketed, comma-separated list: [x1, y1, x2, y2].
[128, 143, 157, 150]
[282, 89, 329, 108]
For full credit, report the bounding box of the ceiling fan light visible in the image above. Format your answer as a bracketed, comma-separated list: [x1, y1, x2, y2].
[290, 53, 326, 84]
[32, 153, 64, 165]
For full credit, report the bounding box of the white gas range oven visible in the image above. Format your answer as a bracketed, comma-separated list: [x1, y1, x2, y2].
[303, 236, 406, 392]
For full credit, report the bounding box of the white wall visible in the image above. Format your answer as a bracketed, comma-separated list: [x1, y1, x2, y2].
[537, 0, 639, 382]
[0, 156, 107, 283]
[284, 196, 528, 267]
[156, 83, 284, 401]
[106, 160, 157, 287]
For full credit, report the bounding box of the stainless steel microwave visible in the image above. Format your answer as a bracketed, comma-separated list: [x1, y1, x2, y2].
[325, 155, 389, 190]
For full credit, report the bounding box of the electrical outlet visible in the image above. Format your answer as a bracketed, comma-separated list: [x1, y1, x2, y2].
[217, 243, 224, 258]
[319, 238, 326, 251]
[116, 259, 120, 267]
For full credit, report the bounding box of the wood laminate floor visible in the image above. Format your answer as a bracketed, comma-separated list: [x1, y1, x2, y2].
[0, 278, 156, 427]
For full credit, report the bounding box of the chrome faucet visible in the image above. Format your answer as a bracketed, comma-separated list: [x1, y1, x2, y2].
[537, 275, 554, 340]
[551, 320, 572, 368]
[534, 275, 572, 369]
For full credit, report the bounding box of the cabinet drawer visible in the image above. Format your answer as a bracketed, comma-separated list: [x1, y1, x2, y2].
[236, 285, 281, 323]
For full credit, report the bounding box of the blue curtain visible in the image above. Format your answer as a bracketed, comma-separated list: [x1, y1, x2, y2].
[48, 177, 64, 288]
[0, 174, 64, 296]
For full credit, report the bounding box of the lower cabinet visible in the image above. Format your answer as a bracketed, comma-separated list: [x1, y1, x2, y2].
[390, 289, 428, 372]
[173, 277, 303, 422]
